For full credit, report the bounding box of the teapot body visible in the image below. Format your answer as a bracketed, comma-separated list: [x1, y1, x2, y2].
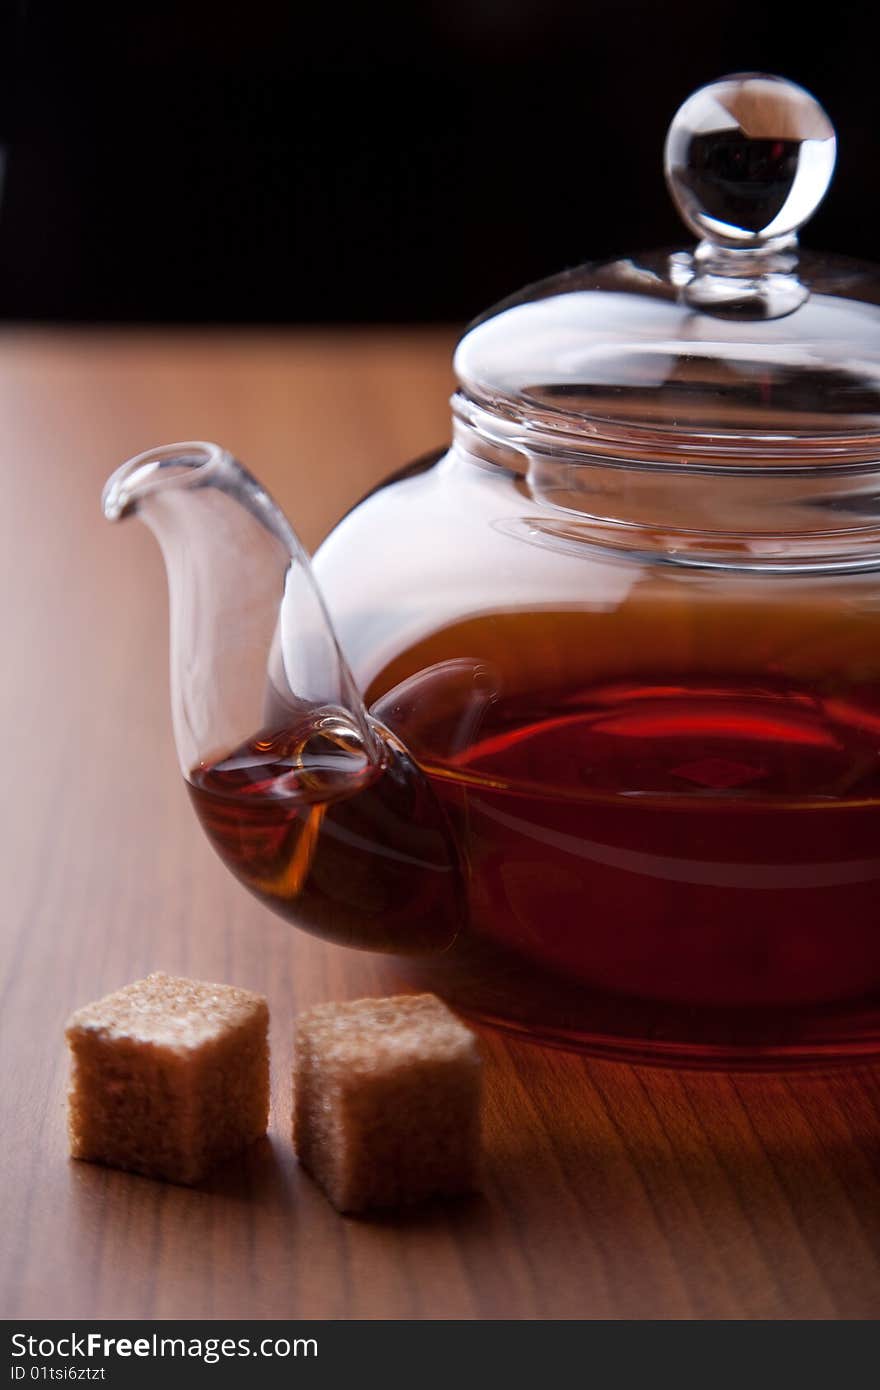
[103, 74, 880, 1065]
[314, 438, 880, 1063]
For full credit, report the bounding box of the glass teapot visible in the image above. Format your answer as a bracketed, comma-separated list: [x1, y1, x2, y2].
[104, 75, 880, 1066]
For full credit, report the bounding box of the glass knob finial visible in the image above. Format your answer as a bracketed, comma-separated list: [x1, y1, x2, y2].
[665, 74, 836, 248]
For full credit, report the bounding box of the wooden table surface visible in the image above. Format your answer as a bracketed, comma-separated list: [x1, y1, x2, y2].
[3, 326, 880, 1321]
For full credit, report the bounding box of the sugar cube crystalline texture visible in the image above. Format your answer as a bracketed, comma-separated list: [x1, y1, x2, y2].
[66, 972, 269, 1184]
[293, 993, 482, 1213]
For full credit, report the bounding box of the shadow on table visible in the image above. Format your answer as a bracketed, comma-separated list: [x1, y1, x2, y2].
[480, 1036, 880, 1316]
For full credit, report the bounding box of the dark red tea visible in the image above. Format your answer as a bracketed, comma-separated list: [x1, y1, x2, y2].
[187, 661, 880, 1064]
[401, 672, 880, 1061]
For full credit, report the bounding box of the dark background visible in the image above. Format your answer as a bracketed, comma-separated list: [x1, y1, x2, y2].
[0, 2, 876, 324]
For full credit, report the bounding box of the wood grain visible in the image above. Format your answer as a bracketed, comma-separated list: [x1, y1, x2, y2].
[2, 326, 880, 1320]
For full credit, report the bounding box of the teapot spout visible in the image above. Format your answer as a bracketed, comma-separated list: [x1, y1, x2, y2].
[103, 442, 373, 771]
[102, 442, 462, 952]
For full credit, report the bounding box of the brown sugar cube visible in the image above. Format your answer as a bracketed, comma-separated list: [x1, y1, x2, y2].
[292, 992, 482, 1213]
[66, 972, 269, 1185]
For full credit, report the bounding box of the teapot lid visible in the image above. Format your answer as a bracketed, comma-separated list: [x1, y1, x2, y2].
[454, 74, 880, 466]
